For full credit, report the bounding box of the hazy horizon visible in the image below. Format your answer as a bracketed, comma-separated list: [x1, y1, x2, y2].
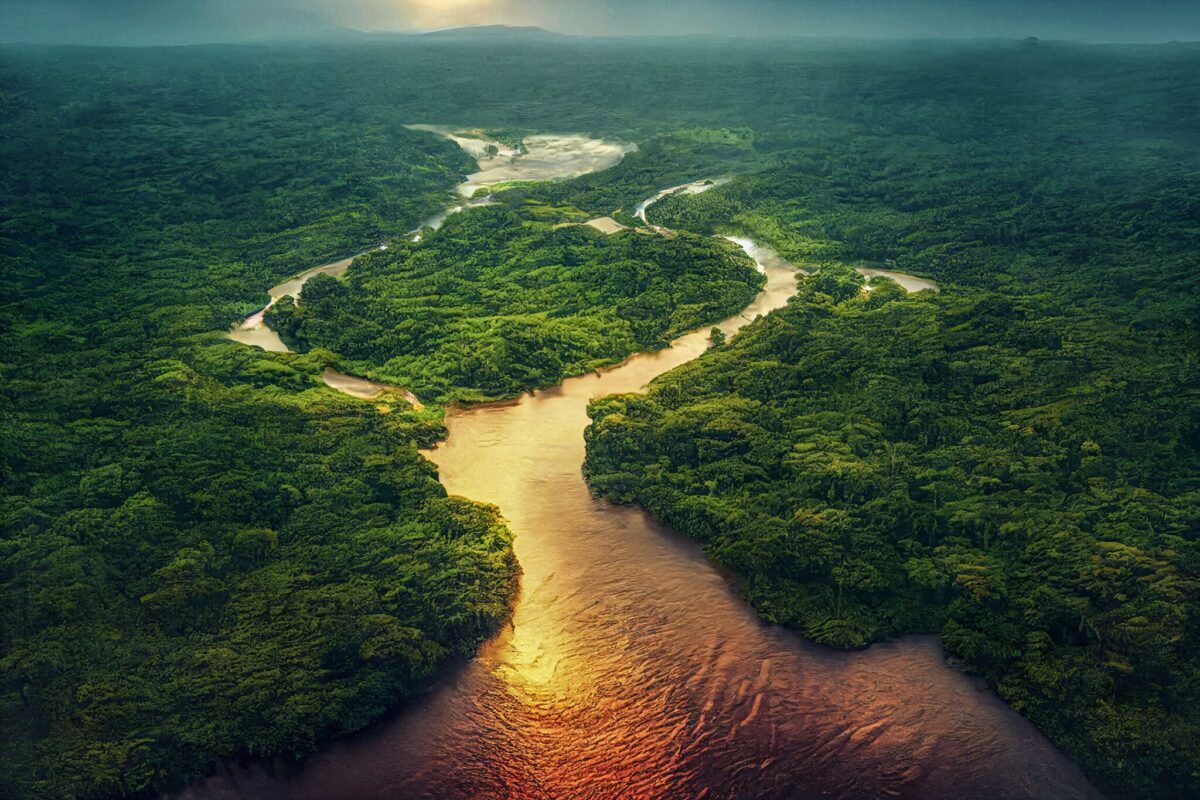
[3, 0, 1200, 47]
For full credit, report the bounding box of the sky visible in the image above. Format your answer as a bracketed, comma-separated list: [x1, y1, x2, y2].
[2, 0, 1200, 45]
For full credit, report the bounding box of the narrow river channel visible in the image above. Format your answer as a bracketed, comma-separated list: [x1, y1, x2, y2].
[193, 129, 1099, 800]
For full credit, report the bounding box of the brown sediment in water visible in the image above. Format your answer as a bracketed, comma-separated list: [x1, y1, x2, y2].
[321, 368, 424, 411]
[225, 256, 357, 353]
[857, 267, 939, 293]
[177, 237, 1095, 800]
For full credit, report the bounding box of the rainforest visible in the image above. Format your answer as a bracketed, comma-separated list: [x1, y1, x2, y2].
[1, 24, 1198, 800]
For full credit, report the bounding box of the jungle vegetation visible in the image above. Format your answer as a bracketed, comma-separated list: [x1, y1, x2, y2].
[0, 49, 507, 800]
[0, 37, 760, 799]
[2, 33, 1198, 800]
[583, 46, 1200, 800]
[268, 204, 763, 402]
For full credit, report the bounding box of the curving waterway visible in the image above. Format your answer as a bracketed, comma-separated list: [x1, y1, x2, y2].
[225, 127, 632, 399]
[195, 231, 1094, 800]
[200, 130, 1098, 799]
[406, 124, 635, 198]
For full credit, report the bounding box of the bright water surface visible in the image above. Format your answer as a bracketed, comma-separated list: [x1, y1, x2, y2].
[191, 206, 1096, 797]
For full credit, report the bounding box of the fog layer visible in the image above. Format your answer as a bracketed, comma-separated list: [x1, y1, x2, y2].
[1, 0, 1198, 49]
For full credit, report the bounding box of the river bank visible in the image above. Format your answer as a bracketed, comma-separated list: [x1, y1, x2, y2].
[188, 197, 1092, 798]
[226, 126, 637, 403]
[196, 130, 1100, 800]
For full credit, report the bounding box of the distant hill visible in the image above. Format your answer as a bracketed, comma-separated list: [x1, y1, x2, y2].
[418, 25, 570, 41]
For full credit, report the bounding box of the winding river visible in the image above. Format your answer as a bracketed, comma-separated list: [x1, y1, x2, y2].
[198, 130, 1099, 799]
[226, 127, 634, 399]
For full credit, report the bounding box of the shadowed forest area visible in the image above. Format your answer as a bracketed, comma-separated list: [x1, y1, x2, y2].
[2, 36, 1198, 799]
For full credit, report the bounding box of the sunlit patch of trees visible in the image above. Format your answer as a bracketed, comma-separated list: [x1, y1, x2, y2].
[269, 202, 764, 403]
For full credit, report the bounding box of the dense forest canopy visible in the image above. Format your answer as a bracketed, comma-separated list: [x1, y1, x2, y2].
[268, 203, 763, 402]
[580, 39, 1200, 800]
[586, 268, 1199, 797]
[0, 48, 519, 800]
[2, 34, 1198, 800]
[0, 38, 765, 799]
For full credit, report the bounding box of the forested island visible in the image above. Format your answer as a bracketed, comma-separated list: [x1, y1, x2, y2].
[2, 32, 1197, 800]
[266, 204, 763, 402]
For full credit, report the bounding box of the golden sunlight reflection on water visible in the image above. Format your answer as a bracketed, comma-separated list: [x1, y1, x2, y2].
[177, 242, 1097, 800]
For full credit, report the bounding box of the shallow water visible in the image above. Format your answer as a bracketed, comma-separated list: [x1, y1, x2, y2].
[267, 256, 356, 303]
[225, 256, 357, 352]
[635, 177, 728, 227]
[180, 240, 1096, 800]
[406, 124, 524, 164]
[459, 134, 632, 197]
[225, 317, 289, 352]
[408, 125, 634, 198]
[858, 267, 939, 293]
[414, 195, 496, 236]
[228, 127, 633, 357]
[321, 367, 424, 410]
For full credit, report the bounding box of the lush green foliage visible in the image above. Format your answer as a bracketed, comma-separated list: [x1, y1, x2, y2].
[0, 49, 518, 800]
[3, 34, 1199, 800]
[269, 203, 764, 402]
[0, 40, 761, 798]
[4, 365, 516, 798]
[584, 50, 1200, 796]
[587, 271, 1199, 795]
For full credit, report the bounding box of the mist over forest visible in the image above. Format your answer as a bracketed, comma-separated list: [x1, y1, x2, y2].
[2, 0, 1200, 45]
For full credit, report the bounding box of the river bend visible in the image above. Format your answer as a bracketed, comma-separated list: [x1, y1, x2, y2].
[193, 176, 1097, 797]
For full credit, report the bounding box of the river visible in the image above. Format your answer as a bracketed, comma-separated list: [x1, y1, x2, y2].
[225, 127, 632, 396]
[188, 174, 1097, 796]
[406, 125, 635, 198]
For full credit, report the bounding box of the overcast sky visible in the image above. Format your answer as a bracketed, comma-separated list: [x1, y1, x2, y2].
[3, 0, 1199, 45]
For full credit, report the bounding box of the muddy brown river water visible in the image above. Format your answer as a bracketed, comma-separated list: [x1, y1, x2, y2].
[191, 221, 1098, 798]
